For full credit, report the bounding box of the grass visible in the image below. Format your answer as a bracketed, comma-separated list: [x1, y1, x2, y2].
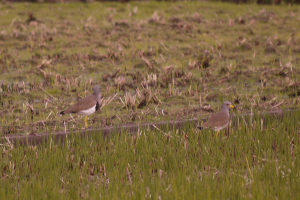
[1, 110, 300, 199]
[1, 2, 300, 197]
[1, 1, 300, 135]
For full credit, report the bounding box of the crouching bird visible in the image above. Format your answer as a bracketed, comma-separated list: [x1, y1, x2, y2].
[197, 101, 234, 135]
[60, 85, 101, 128]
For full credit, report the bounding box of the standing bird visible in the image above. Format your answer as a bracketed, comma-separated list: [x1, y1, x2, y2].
[197, 101, 234, 135]
[60, 85, 101, 128]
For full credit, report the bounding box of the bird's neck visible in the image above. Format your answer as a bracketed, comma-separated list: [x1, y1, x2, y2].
[222, 110, 230, 116]
[94, 93, 101, 100]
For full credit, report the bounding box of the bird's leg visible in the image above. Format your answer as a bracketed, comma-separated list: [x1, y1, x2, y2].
[84, 116, 88, 128]
[227, 126, 230, 136]
[216, 131, 220, 137]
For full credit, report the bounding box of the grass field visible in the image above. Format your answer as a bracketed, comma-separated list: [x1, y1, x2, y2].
[1, 2, 300, 134]
[1, 111, 300, 199]
[1, 2, 300, 198]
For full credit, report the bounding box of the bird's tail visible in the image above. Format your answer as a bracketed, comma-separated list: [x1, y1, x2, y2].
[197, 126, 203, 130]
[60, 111, 66, 116]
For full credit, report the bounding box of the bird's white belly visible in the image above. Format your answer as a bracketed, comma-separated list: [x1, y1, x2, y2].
[214, 122, 229, 131]
[78, 105, 96, 116]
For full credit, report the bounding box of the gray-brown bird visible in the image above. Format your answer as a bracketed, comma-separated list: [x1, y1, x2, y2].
[60, 85, 101, 128]
[197, 101, 234, 135]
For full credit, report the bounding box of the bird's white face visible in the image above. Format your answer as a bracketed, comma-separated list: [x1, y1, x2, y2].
[223, 101, 235, 110]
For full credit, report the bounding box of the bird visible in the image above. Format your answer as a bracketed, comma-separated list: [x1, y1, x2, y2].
[197, 101, 234, 135]
[60, 85, 101, 128]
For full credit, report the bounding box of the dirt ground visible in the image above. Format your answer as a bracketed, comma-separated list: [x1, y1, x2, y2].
[1, 2, 300, 135]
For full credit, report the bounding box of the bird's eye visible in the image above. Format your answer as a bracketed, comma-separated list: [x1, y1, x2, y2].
[226, 104, 229, 106]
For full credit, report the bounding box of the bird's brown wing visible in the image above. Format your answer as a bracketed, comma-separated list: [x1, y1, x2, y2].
[61, 95, 97, 114]
[202, 110, 229, 128]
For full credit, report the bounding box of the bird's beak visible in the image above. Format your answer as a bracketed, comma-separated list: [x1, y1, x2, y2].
[230, 105, 235, 109]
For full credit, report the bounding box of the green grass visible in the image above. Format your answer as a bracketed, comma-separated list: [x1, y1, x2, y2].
[1, 110, 300, 199]
[1, 2, 300, 197]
